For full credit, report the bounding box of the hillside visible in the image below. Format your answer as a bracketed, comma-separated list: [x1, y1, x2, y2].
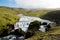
[41, 10, 60, 25]
[0, 6, 20, 31]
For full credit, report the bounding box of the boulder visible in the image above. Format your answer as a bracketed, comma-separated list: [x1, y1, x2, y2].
[45, 24, 51, 32]
[13, 28, 26, 37]
[25, 21, 41, 39]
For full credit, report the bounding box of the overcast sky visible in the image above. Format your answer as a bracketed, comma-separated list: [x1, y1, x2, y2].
[0, 0, 60, 9]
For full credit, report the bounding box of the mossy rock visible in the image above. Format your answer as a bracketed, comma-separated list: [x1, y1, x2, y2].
[25, 21, 41, 39]
[14, 28, 26, 36]
[28, 21, 41, 32]
[0, 29, 10, 37]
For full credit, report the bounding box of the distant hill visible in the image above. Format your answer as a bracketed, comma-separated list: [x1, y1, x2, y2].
[41, 10, 60, 25]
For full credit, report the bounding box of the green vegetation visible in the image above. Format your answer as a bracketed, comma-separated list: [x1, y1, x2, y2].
[23, 9, 49, 17]
[0, 6, 60, 40]
[0, 6, 19, 32]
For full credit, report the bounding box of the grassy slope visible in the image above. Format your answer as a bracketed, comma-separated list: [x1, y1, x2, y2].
[41, 10, 60, 25]
[0, 6, 20, 31]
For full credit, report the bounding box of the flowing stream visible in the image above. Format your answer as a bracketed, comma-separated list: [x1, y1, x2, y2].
[0, 35, 24, 40]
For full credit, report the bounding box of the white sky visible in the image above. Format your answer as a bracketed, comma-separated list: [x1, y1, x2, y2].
[14, 0, 60, 8]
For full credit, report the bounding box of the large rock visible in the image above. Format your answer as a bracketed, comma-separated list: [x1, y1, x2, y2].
[45, 24, 51, 32]
[13, 28, 26, 37]
[28, 21, 41, 32]
[25, 21, 41, 39]
[0, 29, 9, 37]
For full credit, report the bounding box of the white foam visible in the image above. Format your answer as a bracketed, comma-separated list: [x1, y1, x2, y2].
[14, 14, 53, 32]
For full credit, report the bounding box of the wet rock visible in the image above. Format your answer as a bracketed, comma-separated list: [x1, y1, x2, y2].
[28, 21, 41, 32]
[41, 22, 47, 25]
[45, 24, 51, 32]
[7, 23, 14, 30]
[13, 28, 26, 37]
[25, 31, 34, 39]
[25, 21, 41, 39]
[0, 29, 9, 37]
